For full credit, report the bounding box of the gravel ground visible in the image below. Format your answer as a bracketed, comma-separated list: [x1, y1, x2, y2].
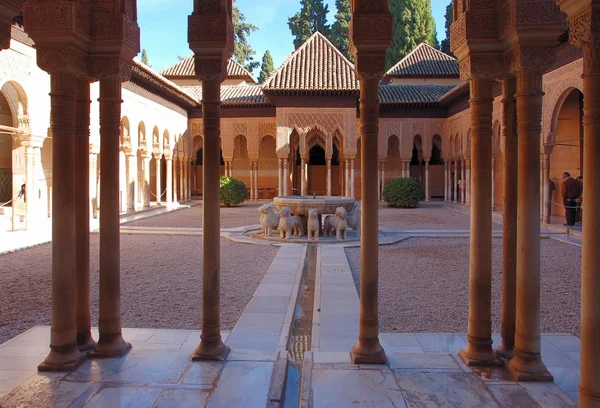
[0, 234, 278, 344]
[346, 237, 581, 337]
[378, 201, 502, 230]
[124, 201, 264, 229]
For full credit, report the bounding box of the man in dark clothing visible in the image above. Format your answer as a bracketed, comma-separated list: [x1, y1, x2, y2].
[561, 172, 582, 226]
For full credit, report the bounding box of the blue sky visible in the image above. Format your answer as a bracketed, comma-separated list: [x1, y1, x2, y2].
[138, 0, 450, 74]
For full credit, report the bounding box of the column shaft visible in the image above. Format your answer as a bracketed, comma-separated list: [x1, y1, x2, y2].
[459, 78, 499, 366]
[74, 79, 94, 352]
[578, 41, 600, 405]
[250, 161, 254, 200]
[541, 154, 551, 224]
[24, 146, 34, 229]
[254, 162, 259, 199]
[283, 159, 289, 196]
[155, 157, 161, 204]
[126, 154, 136, 211]
[466, 160, 471, 205]
[39, 72, 82, 371]
[278, 158, 283, 196]
[350, 159, 355, 198]
[143, 157, 150, 208]
[381, 162, 385, 201]
[491, 157, 496, 210]
[193, 80, 229, 360]
[507, 70, 551, 381]
[453, 161, 458, 202]
[497, 78, 517, 360]
[351, 78, 386, 364]
[345, 160, 350, 196]
[326, 159, 332, 196]
[301, 159, 307, 196]
[166, 158, 173, 204]
[425, 161, 430, 202]
[95, 78, 130, 357]
[461, 161, 466, 203]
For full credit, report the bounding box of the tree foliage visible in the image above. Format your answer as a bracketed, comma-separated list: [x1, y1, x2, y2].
[288, 0, 331, 49]
[330, 0, 352, 61]
[141, 48, 150, 67]
[383, 177, 425, 208]
[386, 0, 439, 69]
[258, 50, 275, 83]
[440, 1, 453, 56]
[232, 0, 259, 73]
[220, 176, 248, 207]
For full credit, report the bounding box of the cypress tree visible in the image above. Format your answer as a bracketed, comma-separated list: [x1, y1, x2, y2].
[386, 0, 439, 69]
[331, 0, 352, 61]
[258, 51, 275, 83]
[141, 49, 151, 67]
[232, 0, 259, 73]
[288, 0, 331, 49]
[440, 1, 453, 56]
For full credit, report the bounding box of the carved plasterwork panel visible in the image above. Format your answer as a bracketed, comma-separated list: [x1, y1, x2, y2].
[542, 58, 583, 146]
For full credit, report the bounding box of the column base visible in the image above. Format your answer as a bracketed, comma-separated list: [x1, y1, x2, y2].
[350, 339, 387, 365]
[38, 344, 84, 372]
[507, 350, 553, 382]
[494, 341, 514, 362]
[192, 339, 230, 361]
[92, 333, 132, 358]
[459, 339, 501, 367]
[579, 388, 600, 407]
[77, 331, 96, 353]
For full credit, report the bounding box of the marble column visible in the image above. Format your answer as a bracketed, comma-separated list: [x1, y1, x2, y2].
[23, 145, 34, 230]
[94, 77, 130, 357]
[249, 161, 254, 200]
[143, 156, 150, 208]
[254, 161, 259, 200]
[172, 158, 179, 203]
[497, 77, 517, 360]
[350, 77, 386, 364]
[89, 152, 98, 219]
[507, 70, 551, 381]
[326, 159, 332, 196]
[126, 154, 136, 211]
[155, 156, 161, 205]
[39, 73, 83, 371]
[459, 78, 499, 366]
[32, 146, 42, 220]
[461, 160, 466, 203]
[283, 158, 289, 196]
[579, 37, 600, 407]
[278, 158, 283, 196]
[350, 159, 355, 198]
[425, 161, 430, 202]
[193, 79, 229, 361]
[541, 152, 551, 224]
[380, 161, 385, 201]
[74, 79, 94, 352]
[453, 161, 458, 202]
[491, 156, 496, 211]
[301, 158, 307, 195]
[465, 159, 471, 205]
[344, 159, 350, 196]
[166, 157, 173, 204]
[179, 158, 184, 201]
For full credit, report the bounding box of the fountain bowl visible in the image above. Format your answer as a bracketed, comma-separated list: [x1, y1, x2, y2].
[273, 195, 356, 215]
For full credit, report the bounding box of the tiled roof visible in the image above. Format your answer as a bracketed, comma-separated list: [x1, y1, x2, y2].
[385, 43, 459, 79]
[182, 85, 270, 107]
[379, 84, 456, 106]
[160, 57, 256, 82]
[262, 31, 359, 92]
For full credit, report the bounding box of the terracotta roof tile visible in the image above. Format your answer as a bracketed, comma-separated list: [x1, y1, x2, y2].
[161, 57, 256, 82]
[379, 84, 456, 106]
[385, 43, 459, 79]
[262, 31, 359, 92]
[182, 85, 270, 106]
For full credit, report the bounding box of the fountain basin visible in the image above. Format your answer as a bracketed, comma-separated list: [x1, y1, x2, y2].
[273, 196, 355, 215]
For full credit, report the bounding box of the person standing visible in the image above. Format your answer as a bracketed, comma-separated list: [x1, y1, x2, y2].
[561, 172, 582, 226]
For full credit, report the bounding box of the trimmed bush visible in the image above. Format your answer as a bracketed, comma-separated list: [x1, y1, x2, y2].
[382, 177, 425, 208]
[220, 176, 247, 206]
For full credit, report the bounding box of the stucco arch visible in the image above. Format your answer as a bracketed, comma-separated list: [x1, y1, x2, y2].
[138, 121, 146, 148]
[120, 117, 131, 151]
[492, 121, 501, 155]
[546, 85, 584, 147]
[0, 80, 29, 129]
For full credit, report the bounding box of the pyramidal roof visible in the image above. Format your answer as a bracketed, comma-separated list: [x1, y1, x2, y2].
[160, 57, 256, 83]
[384, 43, 459, 79]
[262, 31, 359, 92]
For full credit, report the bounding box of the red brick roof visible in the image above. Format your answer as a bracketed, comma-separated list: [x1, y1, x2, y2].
[379, 84, 456, 106]
[384, 43, 459, 79]
[262, 31, 359, 92]
[182, 85, 270, 107]
[160, 57, 256, 83]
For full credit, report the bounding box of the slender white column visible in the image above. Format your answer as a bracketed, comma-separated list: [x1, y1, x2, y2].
[278, 158, 283, 196]
[466, 159, 471, 205]
[461, 160, 466, 203]
[249, 162, 254, 200]
[425, 161, 430, 202]
[326, 159, 332, 196]
[491, 156, 496, 211]
[166, 157, 173, 204]
[155, 157, 161, 205]
[283, 158, 289, 196]
[24, 145, 34, 229]
[143, 157, 150, 208]
[301, 158, 307, 196]
[453, 161, 458, 202]
[126, 154, 136, 211]
[350, 159, 355, 198]
[254, 162, 258, 200]
[380, 161, 386, 200]
[444, 162, 449, 201]
[345, 160, 350, 196]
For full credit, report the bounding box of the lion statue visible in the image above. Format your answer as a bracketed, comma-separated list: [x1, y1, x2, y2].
[307, 208, 320, 241]
[258, 203, 280, 236]
[279, 207, 304, 240]
[323, 206, 348, 240]
[347, 202, 361, 235]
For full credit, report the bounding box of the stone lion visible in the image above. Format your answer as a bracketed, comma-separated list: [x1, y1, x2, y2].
[323, 207, 348, 240]
[279, 207, 304, 240]
[347, 202, 361, 235]
[258, 203, 280, 236]
[307, 208, 320, 241]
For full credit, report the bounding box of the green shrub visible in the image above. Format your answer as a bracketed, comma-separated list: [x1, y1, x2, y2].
[220, 176, 247, 206]
[382, 177, 425, 208]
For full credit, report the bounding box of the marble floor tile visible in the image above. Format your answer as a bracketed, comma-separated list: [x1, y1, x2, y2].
[395, 372, 499, 408]
[253, 283, 294, 297]
[379, 333, 421, 348]
[548, 367, 580, 393]
[84, 386, 163, 408]
[226, 334, 280, 351]
[566, 352, 580, 363]
[145, 330, 191, 344]
[388, 353, 461, 371]
[261, 273, 297, 284]
[154, 389, 209, 407]
[0, 355, 46, 371]
[181, 361, 223, 385]
[244, 295, 291, 314]
[312, 368, 406, 408]
[520, 382, 577, 408]
[206, 361, 273, 408]
[101, 350, 190, 384]
[0, 373, 91, 408]
[226, 349, 278, 362]
[0, 344, 48, 357]
[486, 384, 542, 408]
[540, 343, 579, 368]
[543, 335, 581, 352]
[313, 351, 351, 364]
[415, 334, 467, 353]
[65, 349, 155, 382]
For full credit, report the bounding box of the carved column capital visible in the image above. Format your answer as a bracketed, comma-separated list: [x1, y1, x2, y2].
[0, 20, 11, 50]
[505, 44, 556, 74]
[458, 53, 505, 80]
